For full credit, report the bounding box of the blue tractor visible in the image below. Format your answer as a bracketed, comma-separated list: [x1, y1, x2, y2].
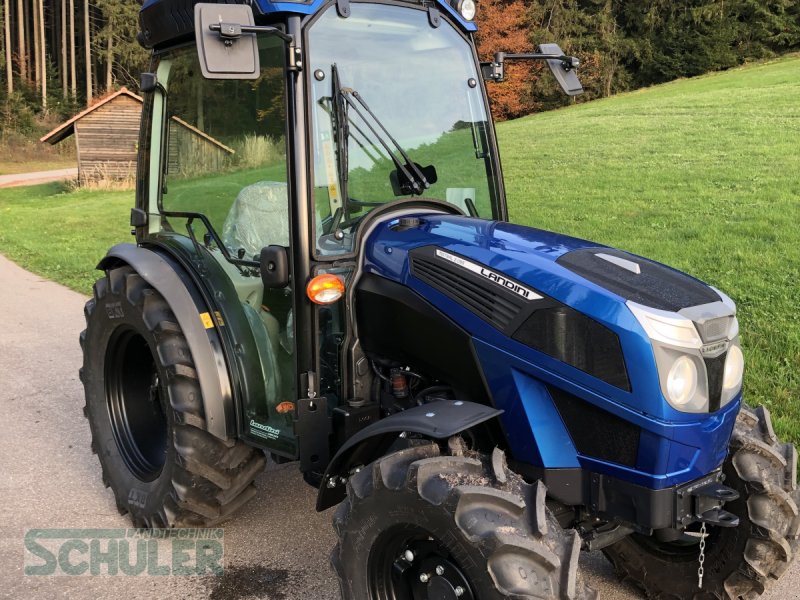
[80, 0, 799, 597]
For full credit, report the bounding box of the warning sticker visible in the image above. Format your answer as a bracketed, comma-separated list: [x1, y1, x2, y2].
[199, 312, 214, 329]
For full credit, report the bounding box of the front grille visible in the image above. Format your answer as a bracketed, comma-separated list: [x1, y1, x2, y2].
[705, 352, 727, 412]
[410, 253, 527, 332]
[550, 386, 641, 468]
[696, 317, 732, 343]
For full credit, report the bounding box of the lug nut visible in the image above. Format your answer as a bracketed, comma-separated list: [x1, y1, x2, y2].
[454, 586, 465, 597]
[404, 550, 414, 562]
[419, 573, 430, 583]
[435, 565, 445, 576]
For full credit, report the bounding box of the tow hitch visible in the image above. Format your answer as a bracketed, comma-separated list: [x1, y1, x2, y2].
[676, 473, 740, 528]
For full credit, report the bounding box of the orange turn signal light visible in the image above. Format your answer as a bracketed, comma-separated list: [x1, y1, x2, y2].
[306, 274, 345, 304]
[275, 401, 295, 414]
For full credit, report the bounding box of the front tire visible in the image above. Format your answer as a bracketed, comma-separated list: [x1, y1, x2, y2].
[80, 265, 265, 527]
[331, 442, 596, 599]
[603, 405, 800, 599]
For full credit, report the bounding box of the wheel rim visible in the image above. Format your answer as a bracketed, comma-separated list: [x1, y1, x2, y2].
[368, 525, 474, 600]
[105, 327, 168, 482]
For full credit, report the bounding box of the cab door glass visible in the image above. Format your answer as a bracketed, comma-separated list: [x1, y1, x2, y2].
[154, 37, 296, 453]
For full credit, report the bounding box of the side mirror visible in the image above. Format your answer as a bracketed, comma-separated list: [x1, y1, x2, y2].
[260, 245, 289, 289]
[539, 43, 584, 96]
[194, 3, 260, 80]
[140, 72, 157, 93]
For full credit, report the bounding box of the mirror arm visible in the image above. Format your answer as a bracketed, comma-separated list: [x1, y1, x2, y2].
[209, 22, 294, 44]
[483, 51, 580, 83]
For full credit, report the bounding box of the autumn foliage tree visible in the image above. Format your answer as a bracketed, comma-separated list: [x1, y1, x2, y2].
[475, 0, 544, 120]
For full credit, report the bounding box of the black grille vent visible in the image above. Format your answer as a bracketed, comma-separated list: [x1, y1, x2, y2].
[410, 254, 526, 331]
[550, 386, 640, 468]
[705, 352, 727, 412]
[513, 307, 631, 391]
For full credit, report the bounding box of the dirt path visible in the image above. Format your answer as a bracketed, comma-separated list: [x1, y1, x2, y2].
[0, 168, 77, 188]
[0, 252, 797, 599]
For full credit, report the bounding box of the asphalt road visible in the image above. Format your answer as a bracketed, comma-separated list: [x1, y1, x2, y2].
[0, 168, 78, 188]
[0, 252, 797, 600]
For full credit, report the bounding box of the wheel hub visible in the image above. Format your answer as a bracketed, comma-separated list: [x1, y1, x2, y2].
[412, 556, 472, 600]
[370, 530, 475, 600]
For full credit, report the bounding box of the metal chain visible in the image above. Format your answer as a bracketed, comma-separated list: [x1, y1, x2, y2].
[697, 522, 707, 589]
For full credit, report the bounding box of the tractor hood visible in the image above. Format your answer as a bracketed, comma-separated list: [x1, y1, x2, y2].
[363, 212, 722, 321]
[361, 212, 738, 423]
[359, 211, 742, 490]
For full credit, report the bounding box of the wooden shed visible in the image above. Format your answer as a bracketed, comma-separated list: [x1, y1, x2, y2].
[41, 88, 235, 185]
[167, 116, 235, 177]
[40, 88, 142, 184]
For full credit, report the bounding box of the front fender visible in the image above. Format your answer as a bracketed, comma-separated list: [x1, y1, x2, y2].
[316, 400, 502, 511]
[97, 243, 235, 441]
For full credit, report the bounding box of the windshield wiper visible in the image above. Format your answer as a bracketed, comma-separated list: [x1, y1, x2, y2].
[330, 65, 436, 197]
[330, 64, 350, 228]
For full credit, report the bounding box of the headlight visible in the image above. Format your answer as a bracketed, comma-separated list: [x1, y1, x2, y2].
[666, 356, 698, 407]
[721, 341, 744, 405]
[457, 0, 476, 21]
[628, 300, 740, 414]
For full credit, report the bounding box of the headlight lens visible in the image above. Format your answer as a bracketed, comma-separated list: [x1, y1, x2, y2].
[666, 356, 698, 407]
[457, 0, 476, 21]
[722, 343, 744, 404]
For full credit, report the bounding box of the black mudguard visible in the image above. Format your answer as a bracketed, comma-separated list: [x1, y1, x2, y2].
[97, 243, 235, 441]
[316, 400, 502, 511]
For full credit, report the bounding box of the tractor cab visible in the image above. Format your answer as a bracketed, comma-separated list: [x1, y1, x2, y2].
[133, 0, 578, 464]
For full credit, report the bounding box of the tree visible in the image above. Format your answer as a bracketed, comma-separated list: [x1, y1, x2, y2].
[69, 0, 76, 98]
[38, 0, 45, 109]
[84, 0, 91, 103]
[3, 0, 11, 93]
[476, 0, 543, 120]
[33, 0, 40, 90]
[94, 0, 148, 91]
[16, 0, 24, 82]
[61, 0, 67, 98]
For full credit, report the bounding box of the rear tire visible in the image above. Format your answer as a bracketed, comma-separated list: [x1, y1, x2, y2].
[603, 405, 800, 599]
[80, 265, 265, 527]
[331, 442, 596, 599]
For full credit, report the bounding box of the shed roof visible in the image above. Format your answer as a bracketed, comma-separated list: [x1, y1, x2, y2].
[40, 88, 143, 145]
[40, 87, 235, 155]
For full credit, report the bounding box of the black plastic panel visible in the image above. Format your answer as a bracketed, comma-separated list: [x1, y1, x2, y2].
[513, 306, 631, 391]
[355, 273, 492, 406]
[549, 386, 640, 468]
[557, 247, 720, 312]
[705, 352, 727, 412]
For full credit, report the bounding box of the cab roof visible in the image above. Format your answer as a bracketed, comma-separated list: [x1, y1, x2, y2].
[139, 0, 476, 50]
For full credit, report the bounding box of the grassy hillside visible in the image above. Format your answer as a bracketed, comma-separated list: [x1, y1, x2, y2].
[0, 55, 798, 438]
[499, 54, 800, 439]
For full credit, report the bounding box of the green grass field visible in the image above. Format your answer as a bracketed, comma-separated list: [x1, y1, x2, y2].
[0, 54, 798, 439]
[500, 55, 800, 440]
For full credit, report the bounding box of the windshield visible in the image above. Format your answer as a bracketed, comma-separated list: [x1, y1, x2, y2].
[308, 3, 501, 256]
